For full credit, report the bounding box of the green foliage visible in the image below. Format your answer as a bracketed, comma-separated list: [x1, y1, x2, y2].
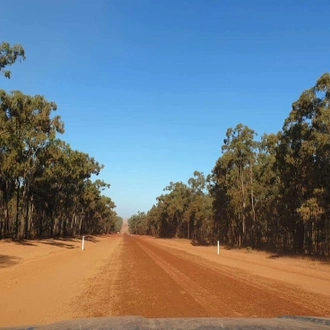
[0, 42, 25, 78]
[130, 73, 330, 255]
[2, 38, 329, 255]
[128, 172, 215, 244]
[0, 41, 118, 239]
[128, 212, 148, 235]
[246, 246, 252, 253]
[114, 216, 123, 233]
[276, 72, 330, 254]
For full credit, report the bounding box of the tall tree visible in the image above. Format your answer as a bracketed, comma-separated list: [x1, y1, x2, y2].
[213, 124, 258, 247]
[0, 90, 64, 238]
[0, 42, 25, 78]
[0, 41, 119, 240]
[277, 73, 330, 253]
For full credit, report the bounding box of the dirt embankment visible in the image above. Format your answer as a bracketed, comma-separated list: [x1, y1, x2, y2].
[0, 236, 120, 326]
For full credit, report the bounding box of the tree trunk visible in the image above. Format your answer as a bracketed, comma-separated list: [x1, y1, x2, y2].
[38, 211, 43, 237]
[4, 180, 10, 237]
[250, 163, 256, 247]
[22, 182, 30, 239]
[72, 212, 76, 236]
[24, 197, 29, 239]
[15, 178, 21, 239]
[240, 165, 246, 247]
[188, 220, 190, 240]
[295, 220, 304, 253]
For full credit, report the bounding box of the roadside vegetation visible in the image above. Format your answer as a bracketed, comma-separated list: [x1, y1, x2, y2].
[129, 72, 330, 256]
[0, 41, 122, 239]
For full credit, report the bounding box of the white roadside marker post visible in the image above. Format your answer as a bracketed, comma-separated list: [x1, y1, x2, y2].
[217, 240, 220, 255]
[82, 236, 85, 251]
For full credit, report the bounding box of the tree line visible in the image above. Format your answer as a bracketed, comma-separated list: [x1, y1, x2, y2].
[0, 41, 122, 239]
[128, 73, 330, 256]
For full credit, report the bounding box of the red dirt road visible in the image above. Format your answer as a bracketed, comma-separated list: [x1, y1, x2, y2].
[1, 234, 330, 327]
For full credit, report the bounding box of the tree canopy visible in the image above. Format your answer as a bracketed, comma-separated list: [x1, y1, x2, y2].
[0, 42, 25, 79]
[129, 73, 330, 256]
[0, 41, 119, 239]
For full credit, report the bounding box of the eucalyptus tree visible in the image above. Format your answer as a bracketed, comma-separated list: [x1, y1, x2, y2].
[0, 41, 25, 78]
[0, 41, 25, 237]
[113, 216, 123, 233]
[128, 211, 148, 235]
[130, 74, 330, 256]
[129, 172, 214, 242]
[254, 133, 281, 248]
[212, 124, 259, 247]
[276, 73, 330, 253]
[184, 171, 214, 243]
[0, 91, 63, 238]
[209, 152, 237, 245]
[0, 40, 119, 239]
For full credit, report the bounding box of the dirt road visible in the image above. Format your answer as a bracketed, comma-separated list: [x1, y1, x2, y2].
[1, 234, 330, 327]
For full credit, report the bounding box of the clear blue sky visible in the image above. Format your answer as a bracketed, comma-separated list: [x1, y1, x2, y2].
[1, 1, 330, 219]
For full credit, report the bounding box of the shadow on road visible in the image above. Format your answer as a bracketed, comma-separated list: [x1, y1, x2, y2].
[267, 252, 330, 264]
[41, 241, 76, 249]
[14, 240, 37, 246]
[0, 254, 21, 268]
[84, 235, 99, 243]
[190, 239, 211, 246]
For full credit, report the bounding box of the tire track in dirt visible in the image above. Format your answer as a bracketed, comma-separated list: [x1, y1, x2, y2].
[152, 238, 330, 295]
[110, 235, 211, 317]
[146, 240, 330, 316]
[76, 234, 211, 318]
[134, 236, 325, 317]
[134, 237, 232, 316]
[146, 238, 330, 317]
[73, 234, 329, 318]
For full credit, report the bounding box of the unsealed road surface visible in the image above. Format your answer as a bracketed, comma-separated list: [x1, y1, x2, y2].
[0, 234, 330, 327]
